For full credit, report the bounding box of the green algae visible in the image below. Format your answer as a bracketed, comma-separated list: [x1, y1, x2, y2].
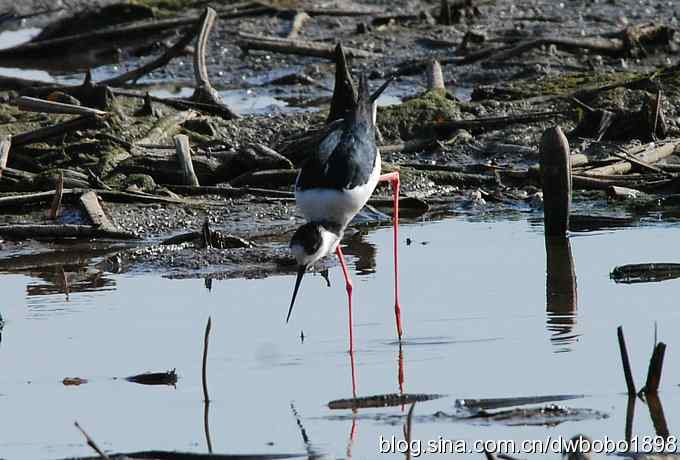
[377, 90, 462, 141]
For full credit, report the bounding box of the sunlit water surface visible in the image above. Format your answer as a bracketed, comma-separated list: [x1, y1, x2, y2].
[1, 216, 680, 459]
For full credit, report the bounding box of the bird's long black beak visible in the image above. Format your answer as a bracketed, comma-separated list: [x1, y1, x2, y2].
[369, 77, 394, 103]
[286, 265, 307, 323]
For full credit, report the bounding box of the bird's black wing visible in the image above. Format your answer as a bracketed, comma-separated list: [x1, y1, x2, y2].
[297, 123, 377, 191]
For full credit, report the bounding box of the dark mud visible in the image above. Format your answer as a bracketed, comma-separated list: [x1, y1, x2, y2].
[3, 0, 680, 277]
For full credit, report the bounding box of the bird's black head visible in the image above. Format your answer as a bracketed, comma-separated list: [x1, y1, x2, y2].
[351, 74, 393, 130]
[290, 222, 323, 261]
[286, 223, 341, 323]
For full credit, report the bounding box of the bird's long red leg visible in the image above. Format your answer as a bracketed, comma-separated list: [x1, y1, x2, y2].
[336, 246, 355, 353]
[378, 172, 402, 340]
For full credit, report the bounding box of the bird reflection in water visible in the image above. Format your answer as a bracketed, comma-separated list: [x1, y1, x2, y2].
[344, 344, 406, 459]
[342, 230, 378, 276]
[295, 229, 404, 458]
[545, 236, 579, 352]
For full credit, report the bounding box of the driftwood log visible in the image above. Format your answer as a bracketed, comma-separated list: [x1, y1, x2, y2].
[584, 140, 680, 176]
[115, 144, 292, 186]
[0, 224, 138, 240]
[237, 33, 380, 59]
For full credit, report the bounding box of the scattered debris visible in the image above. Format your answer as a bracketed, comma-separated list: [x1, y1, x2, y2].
[124, 369, 178, 386]
[328, 393, 444, 410]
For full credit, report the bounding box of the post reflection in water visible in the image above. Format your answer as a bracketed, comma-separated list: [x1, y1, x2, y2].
[545, 236, 579, 351]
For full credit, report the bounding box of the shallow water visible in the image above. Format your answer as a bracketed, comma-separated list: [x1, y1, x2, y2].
[1, 215, 680, 459]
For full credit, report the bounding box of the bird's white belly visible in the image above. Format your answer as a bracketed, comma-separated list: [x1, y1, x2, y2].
[296, 155, 381, 226]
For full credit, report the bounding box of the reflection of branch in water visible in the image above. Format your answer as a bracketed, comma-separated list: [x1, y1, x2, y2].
[24, 264, 115, 298]
[290, 403, 326, 459]
[203, 400, 212, 454]
[545, 237, 578, 351]
[343, 231, 377, 275]
[624, 395, 635, 443]
[59, 267, 70, 301]
[202, 317, 212, 453]
[646, 392, 670, 439]
[0, 246, 121, 272]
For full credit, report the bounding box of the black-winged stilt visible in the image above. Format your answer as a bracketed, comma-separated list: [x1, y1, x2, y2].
[285, 74, 402, 352]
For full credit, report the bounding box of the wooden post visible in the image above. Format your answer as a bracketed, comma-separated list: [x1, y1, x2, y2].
[174, 134, 200, 186]
[540, 126, 571, 237]
[426, 60, 445, 94]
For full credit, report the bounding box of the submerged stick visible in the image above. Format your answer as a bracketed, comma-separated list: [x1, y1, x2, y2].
[617, 326, 636, 396]
[202, 316, 212, 403]
[74, 421, 111, 460]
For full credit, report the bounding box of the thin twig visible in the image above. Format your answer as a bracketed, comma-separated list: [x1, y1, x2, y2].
[202, 316, 212, 403]
[15, 96, 107, 116]
[48, 171, 64, 220]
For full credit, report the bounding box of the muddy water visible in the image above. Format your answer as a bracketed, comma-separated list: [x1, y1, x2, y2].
[1, 216, 680, 458]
